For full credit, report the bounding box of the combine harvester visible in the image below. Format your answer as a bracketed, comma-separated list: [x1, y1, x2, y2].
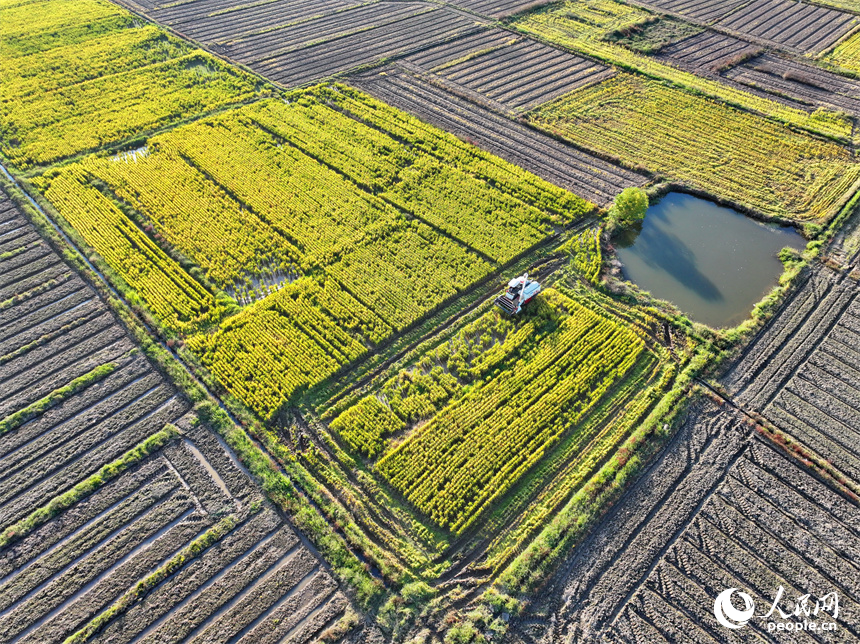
[495, 273, 540, 315]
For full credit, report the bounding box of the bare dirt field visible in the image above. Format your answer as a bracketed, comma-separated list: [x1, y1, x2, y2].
[0, 191, 352, 644]
[724, 267, 860, 482]
[507, 398, 860, 643]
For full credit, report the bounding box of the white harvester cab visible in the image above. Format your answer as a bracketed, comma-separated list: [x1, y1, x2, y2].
[495, 273, 540, 315]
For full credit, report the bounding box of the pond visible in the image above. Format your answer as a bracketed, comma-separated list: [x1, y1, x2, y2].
[614, 192, 806, 328]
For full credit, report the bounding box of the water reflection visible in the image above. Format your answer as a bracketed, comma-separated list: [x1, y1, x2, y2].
[615, 193, 805, 328]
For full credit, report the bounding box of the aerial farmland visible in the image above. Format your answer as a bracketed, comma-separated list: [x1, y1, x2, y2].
[1, 0, 859, 641]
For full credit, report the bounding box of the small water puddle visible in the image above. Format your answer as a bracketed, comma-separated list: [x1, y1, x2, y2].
[615, 192, 806, 328]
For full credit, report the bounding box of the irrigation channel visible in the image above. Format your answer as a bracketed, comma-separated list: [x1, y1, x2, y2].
[615, 192, 806, 327]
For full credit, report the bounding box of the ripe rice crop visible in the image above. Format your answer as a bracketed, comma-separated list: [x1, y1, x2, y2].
[49, 84, 593, 419]
[187, 277, 382, 419]
[0, 0, 261, 168]
[330, 396, 405, 458]
[514, 0, 854, 141]
[563, 229, 602, 284]
[376, 289, 646, 534]
[35, 168, 221, 333]
[825, 31, 860, 74]
[529, 74, 860, 222]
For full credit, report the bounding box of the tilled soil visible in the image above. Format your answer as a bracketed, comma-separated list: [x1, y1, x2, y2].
[404, 29, 614, 112]
[510, 402, 860, 642]
[350, 66, 646, 207]
[512, 267, 860, 642]
[0, 191, 352, 644]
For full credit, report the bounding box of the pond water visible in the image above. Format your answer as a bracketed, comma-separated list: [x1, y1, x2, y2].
[614, 192, 806, 328]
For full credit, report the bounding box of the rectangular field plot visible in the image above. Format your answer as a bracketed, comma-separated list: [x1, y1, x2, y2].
[724, 267, 860, 482]
[118, 0, 491, 88]
[514, 0, 856, 142]
[632, 0, 751, 23]
[0, 191, 349, 643]
[826, 31, 860, 74]
[40, 84, 593, 419]
[333, 289, 654, 534]
[715, 0, 857, 53]
[232, 3, 488, 87]
[532, 399, 860, 641]
[146, 0, 361, 44]
[0, 0, 261, 169]
[607, 438, 860, 642]
[527, 73, 860, 222]
[351, 67, 647, 207]
[443, 0, 558, 18]
[656, 30, 762, 72]
[632, 0, 857, 52]
[404, 30, 614, 112]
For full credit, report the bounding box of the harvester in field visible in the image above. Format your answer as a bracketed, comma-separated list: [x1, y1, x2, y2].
[495, 273, 540, 315]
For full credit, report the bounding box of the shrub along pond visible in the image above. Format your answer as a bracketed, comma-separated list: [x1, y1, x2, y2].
[615, 192, 806, 328]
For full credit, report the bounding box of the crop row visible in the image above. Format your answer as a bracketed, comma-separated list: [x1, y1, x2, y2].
[1, 0, 261, 168]
[657, 30, 761, 71]
[724, 54, 860, 118]
[514, 0, 855, 141]
[330, 395, 405, 458]
[53, 83, 593, 418]
[231, 6, 485, 87]
[407, 30, 614, 112]
[217, 2, 430, 62]
[484, 353, 662, 572]
[152, 0, 356, 44]
[72, 85, 581, 286]
[528, 73, 860, 222]
[0, 190, 348, 642]
[376, 289, 645, 533]
[352, 68, 646, 206]
[187, 277, 376, 419]
[36, 168, 221, 334]
[715, 0, 856, 54]
[608, 437, 860, 642]
[634, 0, 751, 22]
[449, 0, 547, 18]
[733, 271, 853, 408]
[826, 30, 860, 74]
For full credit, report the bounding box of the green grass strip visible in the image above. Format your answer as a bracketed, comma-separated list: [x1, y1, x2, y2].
[0, 423, 180, 548]
[64, 512, 239, 644]
[0, 361, 118, 437]
[0, 315, 91, 366]
[0, 241, 38, 260]
[0, 275, 66, 311]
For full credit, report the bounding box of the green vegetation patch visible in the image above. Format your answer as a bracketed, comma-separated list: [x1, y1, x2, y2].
[0, 0, 262, 168]
[374, 289, 649, 534]
[604, 16, 703, 54]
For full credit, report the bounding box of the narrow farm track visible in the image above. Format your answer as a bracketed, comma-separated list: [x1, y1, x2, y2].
[0, 190, 353, 643]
